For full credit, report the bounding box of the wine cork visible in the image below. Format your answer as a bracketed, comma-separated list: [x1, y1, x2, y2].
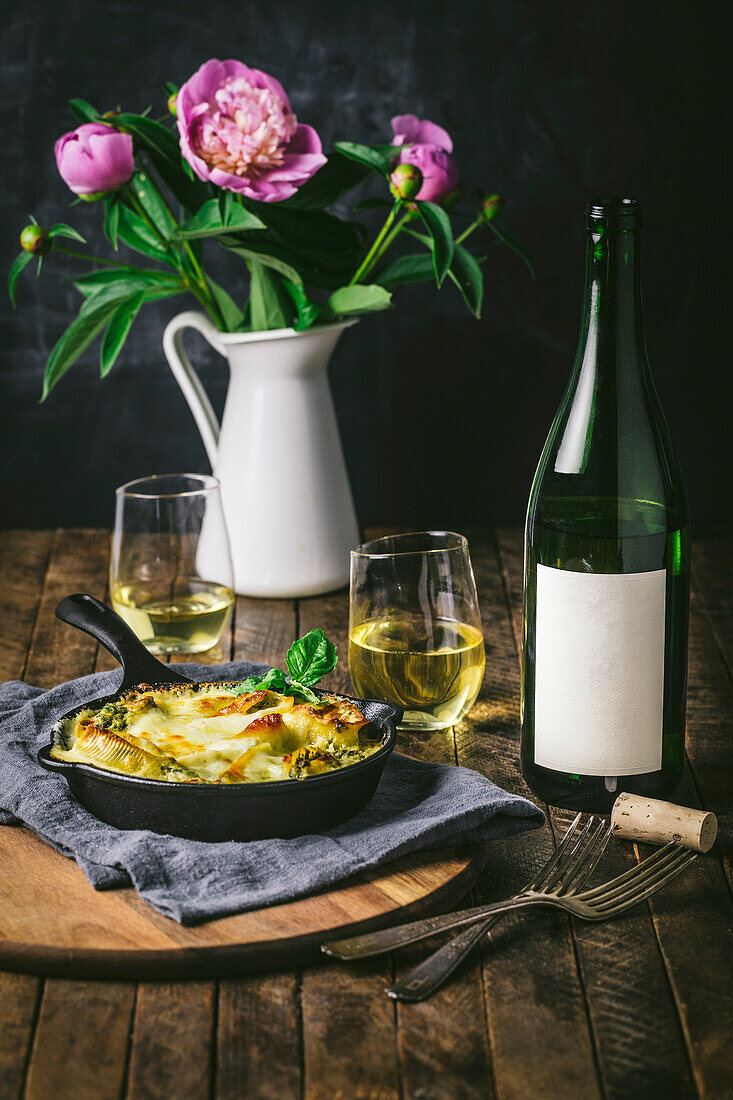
[611, 793, 717, 853]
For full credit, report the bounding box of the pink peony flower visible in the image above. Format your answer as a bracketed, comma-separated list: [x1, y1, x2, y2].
[176, 58, 327, 202]
[391, 114, 460, 205]
[54, 123, 134, 196]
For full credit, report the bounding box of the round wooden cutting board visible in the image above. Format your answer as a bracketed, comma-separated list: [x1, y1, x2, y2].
[0, 827, 484, 980]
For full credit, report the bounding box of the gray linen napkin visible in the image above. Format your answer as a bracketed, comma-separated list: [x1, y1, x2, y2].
[0, 663, 543, 924]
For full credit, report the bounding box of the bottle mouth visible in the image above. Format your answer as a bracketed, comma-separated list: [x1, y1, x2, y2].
[586, 197, 642, 228]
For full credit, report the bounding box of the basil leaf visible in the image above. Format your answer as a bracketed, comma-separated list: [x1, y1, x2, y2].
[287, 681, 320, 705]
[286, 629, 338, 687]
[233, 667, 288, 696]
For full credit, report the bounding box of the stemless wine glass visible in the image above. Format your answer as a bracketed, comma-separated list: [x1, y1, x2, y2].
[349, 532, 485, 731]
[110, 474, 235, 655]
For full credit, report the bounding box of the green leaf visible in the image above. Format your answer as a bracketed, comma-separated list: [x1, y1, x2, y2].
[116, 204, 176, 267]
[249, 261, 292, 331]
[416, 201, 454, 286]
[176, 198, 266, 240]
[48, 223, 86, 244]
[162, 81, 179, 98]
[286, 681, 320, 705]
[42, 294, 122, 398]
[69, 98, 100, 123]
[129, 171, 177, 237]
[72, 267, 181, 297]
[242, 203, 363, 258]
[488, 221, 535, 277]
[449, 244, 484, 318]
[218, 190, 233, 223]
[221, 237, 305, 287]
[333, 142, 395, 176]
[103, 197, 121, 250]
[284, 151, 372, 210]
[100, 291, 145, 377]
[325, 284, 392, 317]
[282, 280, 321, 332]
[232, 668, 288, 696]
[376, 253, 435, 287]
[207, 277, 245, 331]
[8, 252, 33, 305]
[112, 112, 208, 213]
[286, 629, 338, 686]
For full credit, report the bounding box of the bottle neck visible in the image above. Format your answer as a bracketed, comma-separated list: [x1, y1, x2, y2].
[579, 221, 645, 373]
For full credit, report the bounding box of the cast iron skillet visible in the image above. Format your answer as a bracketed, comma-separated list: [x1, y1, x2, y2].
[37, 594, 400, 842]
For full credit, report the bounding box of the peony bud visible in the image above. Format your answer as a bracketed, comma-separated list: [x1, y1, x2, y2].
[167, 92, 178, 118]
[390, 163, 423, 201]
[481, 193, 503, 222]
[20, 225, 51, 255]
[54, 123, 134, 197]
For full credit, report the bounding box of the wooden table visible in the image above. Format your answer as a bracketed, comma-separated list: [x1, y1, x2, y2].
[1, 528, 730, 1100]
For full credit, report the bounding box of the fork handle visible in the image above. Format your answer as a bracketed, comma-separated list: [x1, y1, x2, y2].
[386, 916, 500, 1001]
[322, 894, 545, 960]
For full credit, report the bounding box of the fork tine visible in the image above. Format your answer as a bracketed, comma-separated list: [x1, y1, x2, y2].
[562, 822, 614, 895]
[580, 841, 679, 899]
[543, 815, 597, 893]
[596, 851, 698, 916]
[528, 812, 583, 891]
[590, 847, 693, 911]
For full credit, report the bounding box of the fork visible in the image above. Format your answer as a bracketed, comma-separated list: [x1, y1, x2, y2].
[322, 820, 697, 963]
[386, 813, 611, 1002]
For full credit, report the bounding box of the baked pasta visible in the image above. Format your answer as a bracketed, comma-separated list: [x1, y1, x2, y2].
[51, 683, 379, 783]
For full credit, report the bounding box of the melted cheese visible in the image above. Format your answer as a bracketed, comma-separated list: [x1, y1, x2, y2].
[52, 683, 378, 784]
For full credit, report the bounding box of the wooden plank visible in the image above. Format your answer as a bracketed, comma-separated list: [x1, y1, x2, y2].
[24, 979, 135, 1100]
[299, 589, 401, 1100]
[0, 531, 50, 1099]
[216, 974, 301, 1100]
[497, 526, 733, 1099]
[0, 971, 40, 1100]
[458, 533, 602, 1100]
[24, 529, 110, 688]
[126, 982, 214, 1100]
[0, 530, 53, 682]
[17, 530, 138, 1100]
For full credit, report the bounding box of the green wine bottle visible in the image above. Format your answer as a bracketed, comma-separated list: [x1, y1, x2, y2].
[521, 198, 689, 811]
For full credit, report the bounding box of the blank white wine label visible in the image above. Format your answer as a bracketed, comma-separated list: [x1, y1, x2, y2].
[534, 565, 666, 775]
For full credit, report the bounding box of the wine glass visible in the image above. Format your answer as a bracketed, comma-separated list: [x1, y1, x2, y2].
[109, 474, 235, 655]
[349, 532, 485, 730]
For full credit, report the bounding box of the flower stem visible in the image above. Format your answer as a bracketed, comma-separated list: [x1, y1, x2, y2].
[349, 201, 401, 285]
[455, 216, 483, 245]
[367, 209, 416, 272]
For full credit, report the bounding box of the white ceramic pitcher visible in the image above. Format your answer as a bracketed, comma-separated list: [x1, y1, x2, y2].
[162, 312, 359, 597]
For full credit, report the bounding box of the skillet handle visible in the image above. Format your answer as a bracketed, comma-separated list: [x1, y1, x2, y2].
[56, 594, 190, 690]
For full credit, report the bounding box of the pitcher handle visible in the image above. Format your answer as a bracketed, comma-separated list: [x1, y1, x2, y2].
[162, 310, 227, 469]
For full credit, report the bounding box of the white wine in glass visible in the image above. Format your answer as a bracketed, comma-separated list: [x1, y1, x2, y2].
[110, 474, 235, 656]
[349, 533, 485, 731]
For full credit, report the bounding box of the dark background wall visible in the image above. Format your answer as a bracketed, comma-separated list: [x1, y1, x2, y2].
[1, 0, 728, 530]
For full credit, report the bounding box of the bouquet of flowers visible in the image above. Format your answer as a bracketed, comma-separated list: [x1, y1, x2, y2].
[9, 57, 531, 399]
